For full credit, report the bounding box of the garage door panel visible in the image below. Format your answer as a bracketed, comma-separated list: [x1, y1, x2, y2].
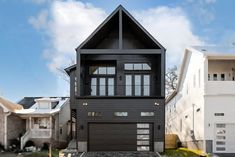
[88, 123, 153, 151]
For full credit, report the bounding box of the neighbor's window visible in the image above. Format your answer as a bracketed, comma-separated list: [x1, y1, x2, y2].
[208, 74, 211, 81]
[215, 113, 224, 116]
[213, 74, 218, 81]
[221, 74, 225, 81]
[114, 112, 128, 117]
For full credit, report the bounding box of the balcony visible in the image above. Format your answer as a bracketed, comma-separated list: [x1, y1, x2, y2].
[205, 81, 235, 95]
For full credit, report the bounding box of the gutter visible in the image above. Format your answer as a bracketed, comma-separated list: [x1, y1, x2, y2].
[4, 111, 11, 149]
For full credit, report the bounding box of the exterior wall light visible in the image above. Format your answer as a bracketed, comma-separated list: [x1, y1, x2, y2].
[154, 102, 160, 106]
[83, 102, 88, 106]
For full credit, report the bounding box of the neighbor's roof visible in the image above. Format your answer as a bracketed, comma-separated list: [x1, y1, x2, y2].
[0, 97, 23, 112]
[16, 97, 69, 115]
[192, 46, 235, 56]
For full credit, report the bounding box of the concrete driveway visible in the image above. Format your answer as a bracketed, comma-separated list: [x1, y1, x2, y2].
[81, 151, 161, 157]
[214, 154, 235, 157]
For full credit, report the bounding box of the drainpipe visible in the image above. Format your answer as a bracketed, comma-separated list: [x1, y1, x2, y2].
[4, 111, 11, 149]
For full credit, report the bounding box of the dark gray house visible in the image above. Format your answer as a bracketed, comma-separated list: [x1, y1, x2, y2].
[66, 5, 165, 152]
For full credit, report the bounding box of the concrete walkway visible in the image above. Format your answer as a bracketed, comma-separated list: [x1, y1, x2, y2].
[81, 151, 161, 157]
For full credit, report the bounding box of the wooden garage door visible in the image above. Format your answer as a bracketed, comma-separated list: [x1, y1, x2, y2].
[88, 123, 153, 151]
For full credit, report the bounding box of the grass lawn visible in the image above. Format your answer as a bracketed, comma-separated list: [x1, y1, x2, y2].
[23, 150, 59, 157]
[161, 149, 205, 157]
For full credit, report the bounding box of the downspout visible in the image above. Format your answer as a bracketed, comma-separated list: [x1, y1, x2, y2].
[4, 111, 11, 149]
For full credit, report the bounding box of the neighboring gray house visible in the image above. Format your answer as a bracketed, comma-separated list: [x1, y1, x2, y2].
[17, 97, 70, 149]
[0, 97, 25, 149]
[66, 5, 165, 152]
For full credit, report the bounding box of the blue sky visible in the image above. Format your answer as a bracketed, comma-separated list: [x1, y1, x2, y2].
[0, 0, 235, 102]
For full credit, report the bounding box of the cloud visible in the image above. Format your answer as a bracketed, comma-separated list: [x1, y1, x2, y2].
[28, 10, 48, 30]
[185, 0, 216, 24]
[133, 6, 204, 66]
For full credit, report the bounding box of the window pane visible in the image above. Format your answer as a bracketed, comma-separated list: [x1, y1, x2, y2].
[144, 75, 150, 96]
[137, 146, 150, 151]
[108, 78, 114, 96]
[89, 66, 98, 74]
[144, 75, 150, 85]
[137, 124, 149, 128]
[114, 112, 128, 116]
[91, 78, 97, 96]
[99, 67, 106, 74]
[107, 67, 115, 74]
[125, 75, 132, 96]
[137, 129, 149, 134]
[124, 64, 133, 70]
[143, 63, 151, 70]
[135, 75, 141, 96]
[134, 64, 142, 70]
[213, 74, 217, 81]
[141, 112, 154, 116]
[99, 78, 106, 96]
[144, 86, 150, 96]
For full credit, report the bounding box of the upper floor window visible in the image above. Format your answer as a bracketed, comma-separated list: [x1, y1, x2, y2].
[89, 66, 116, 75]
[125, 74, 150, 96]
[124, 63, 151, 71]
[213, 74, 218, 81]
[221, 74, 225, 81]
[89, 65, 115, 96]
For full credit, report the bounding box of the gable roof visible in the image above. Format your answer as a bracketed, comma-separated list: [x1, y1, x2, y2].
[18, 97, 42, 109]
[0, 97, 23, 112]
[65, 64, 76, 75]
[165, 47, 193, 103]
[76, 5, 165, 50]
[16, 97, 69, 115]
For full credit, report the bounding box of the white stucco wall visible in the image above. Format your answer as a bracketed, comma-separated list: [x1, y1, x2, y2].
[204, 95, 235, 140]
[166, 49, 206, 142]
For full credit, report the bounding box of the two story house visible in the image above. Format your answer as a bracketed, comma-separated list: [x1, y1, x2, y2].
[66, 5, 165, 152]
[166, 46, 235, 154]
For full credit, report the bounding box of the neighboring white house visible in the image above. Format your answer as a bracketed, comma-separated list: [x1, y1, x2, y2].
[166, 46, 235, 154]
[17, 97, 70, 149]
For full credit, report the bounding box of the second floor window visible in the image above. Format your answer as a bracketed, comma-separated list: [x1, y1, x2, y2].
[125, 74, 150, 96]
[90, 65, 115, 96]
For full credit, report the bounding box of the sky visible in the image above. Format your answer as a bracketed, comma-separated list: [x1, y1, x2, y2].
[0, 0, 235, 102]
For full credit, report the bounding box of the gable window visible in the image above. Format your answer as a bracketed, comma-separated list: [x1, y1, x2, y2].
[124, 63, 151, 70]
[89, 65, 115, 96]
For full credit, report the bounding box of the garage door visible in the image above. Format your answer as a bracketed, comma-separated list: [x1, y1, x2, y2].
[214, 123, 235, 153]
[88, 123, 153, 151]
